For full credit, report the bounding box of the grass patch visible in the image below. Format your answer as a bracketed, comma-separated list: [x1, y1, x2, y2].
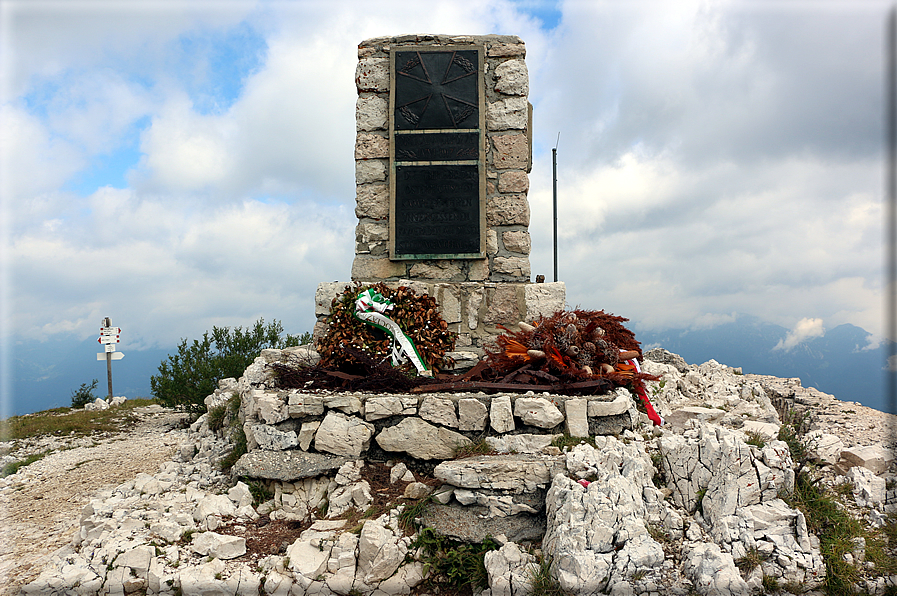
[694, 486, 708, 515]
[529, 555, 570, 595]
[206, 405, 227, 432]
[398, 496, 432, 533]
[734, 547, 765, 575]
[453, 438, 497, 459]
[242, 479, 273, 507]
[410, 526, 499, 590]
[744, 431, 766, 449]
[0, 399, 157, 442]
[218, 425, 247, 472]
[1, 451, 50, 477]
[762, 574, 780, 593]
[551, 434, 595, 450]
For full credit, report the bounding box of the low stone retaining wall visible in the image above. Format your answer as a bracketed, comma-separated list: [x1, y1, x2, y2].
[229, 343, 638, 477]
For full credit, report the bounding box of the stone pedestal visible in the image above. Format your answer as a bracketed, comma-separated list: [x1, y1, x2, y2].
[314, 280, 565, 353]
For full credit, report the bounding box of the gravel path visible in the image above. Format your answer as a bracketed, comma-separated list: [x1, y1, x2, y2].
[0, 408, 187, 595]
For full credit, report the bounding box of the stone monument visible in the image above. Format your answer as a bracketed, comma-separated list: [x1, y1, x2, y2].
[315, 34, 565, 354]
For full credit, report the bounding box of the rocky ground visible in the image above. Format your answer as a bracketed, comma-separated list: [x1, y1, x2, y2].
[1, 352, 895, 596]
[0, 407, 188, 595]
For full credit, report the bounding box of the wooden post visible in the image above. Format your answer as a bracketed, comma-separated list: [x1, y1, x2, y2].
[104, 317, 113, 400]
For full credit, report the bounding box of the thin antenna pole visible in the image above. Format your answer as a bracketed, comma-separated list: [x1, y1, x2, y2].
[553, 133, 560, 283]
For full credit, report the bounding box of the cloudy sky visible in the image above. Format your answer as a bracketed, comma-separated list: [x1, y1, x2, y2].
[1, 0, 891, 386]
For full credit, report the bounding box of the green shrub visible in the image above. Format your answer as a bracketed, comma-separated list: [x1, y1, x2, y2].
[150, 318, 304, 413]
[411, 527, 499, 589]
[71, 379, 99, 408]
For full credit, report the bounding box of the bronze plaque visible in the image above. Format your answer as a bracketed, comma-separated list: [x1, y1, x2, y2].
[390, 46, 485, 260]
[395, 132, 478, 161]
[394, 50, 479, 130]
[394, 165, 480, 257]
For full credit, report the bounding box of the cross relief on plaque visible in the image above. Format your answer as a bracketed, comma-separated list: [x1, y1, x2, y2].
[390, 47, 485, 260]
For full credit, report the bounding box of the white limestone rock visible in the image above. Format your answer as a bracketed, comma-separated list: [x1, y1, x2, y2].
[514, 397, 564, 429]
[484, 541, 537, 596]
[419, 396, 459, 428]
[490, 395, 515, 433]
[805, 430, 845, 465]
[364, 396, 418, 420]
[287, 392, 325, 418]
[493, 59, 529, 96]
[434, 454, 565, 493]
[564, 398, 589, 437]
[191, 531, 247, 560]
[250, 424, 298, 451]
[486, 433, 561, 454]
[849, 466, 887, 507]
[543, 441, 663, 593]
[256, 394, 288, 425]
[839, 445, 895, 475]
[287, 529, 335, 579]
[355, 517, 410, 585]
[458, 398, 488, 431]
[298, 420, 321, 450]
[375, 417, 471, 460]
[314, 411, 375, 457]
[683, 542, 751, 596]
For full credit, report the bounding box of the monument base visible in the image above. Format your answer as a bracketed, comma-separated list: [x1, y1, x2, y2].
[314, 280, 565, 354]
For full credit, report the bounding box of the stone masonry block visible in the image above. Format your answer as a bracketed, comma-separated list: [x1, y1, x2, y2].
[355, 222, 389, 255]
[487, 195, 530, 227]
[356, 95, 388, 131]
[355, 160, 386, 184]
[502, 230, 531, 254]
[355, 133, 389, 160]
[351, 257, 406, 281]
[492, 134, 529, 170]
[486, 97, 528, 131]
[355, 184, 389, 220]
[435, 284, 462, 324]
[524, 282, 566, 321]
[469, 259, 490, 281]
[484, 284, 521, 325]
[498, 171, 529, 194]
[487, 42, 526, 57]
[355, 58, 389, 92]
[316, 282, 352, 316]
[493, 59, 529, 96]
[409, 262, 463, 281]
[492, 256, 530, 279]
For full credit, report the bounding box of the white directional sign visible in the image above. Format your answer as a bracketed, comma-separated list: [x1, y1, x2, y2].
[105, 343, 117, 352]
[98, 352, 124, 360]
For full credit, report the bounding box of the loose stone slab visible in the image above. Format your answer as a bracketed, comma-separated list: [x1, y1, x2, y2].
[421, 503, 545, 544]
[376, 417, 471, 460]
[434, 454, 566, 493]
[231, 450, 351, 482]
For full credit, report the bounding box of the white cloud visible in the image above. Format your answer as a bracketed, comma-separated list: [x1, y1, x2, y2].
[1, 0, 891, 362]
[773, 317, 826, 351]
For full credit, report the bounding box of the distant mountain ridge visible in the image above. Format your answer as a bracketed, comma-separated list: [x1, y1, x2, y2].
[634, 315, 893, 413]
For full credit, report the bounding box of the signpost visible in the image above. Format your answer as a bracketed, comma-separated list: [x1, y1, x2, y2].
[97, 317, 123, 399]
